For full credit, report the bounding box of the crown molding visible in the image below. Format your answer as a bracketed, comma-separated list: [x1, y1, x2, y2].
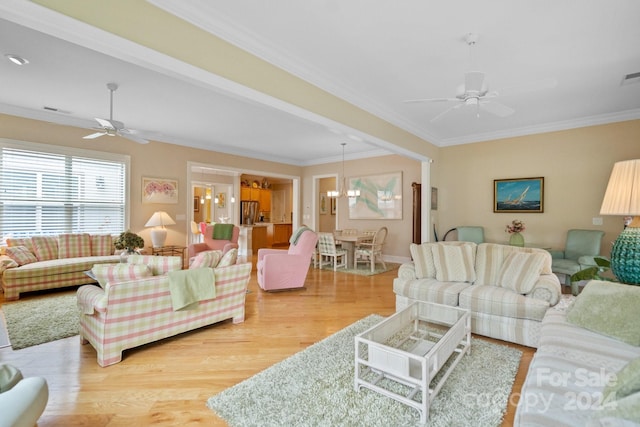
[438, 109, 640, 146]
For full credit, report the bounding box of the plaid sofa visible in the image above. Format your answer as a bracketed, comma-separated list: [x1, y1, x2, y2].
[393, 242, 562, 347]
[0, 234, 120, 300]
[77, 256, 252, 366]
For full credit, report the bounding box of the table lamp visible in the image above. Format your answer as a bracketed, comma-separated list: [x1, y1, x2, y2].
[599, 159, 640, 285]
[145, 211, 176, 248]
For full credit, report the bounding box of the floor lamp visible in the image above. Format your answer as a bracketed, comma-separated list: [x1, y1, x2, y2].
[600, 159, 640, 285]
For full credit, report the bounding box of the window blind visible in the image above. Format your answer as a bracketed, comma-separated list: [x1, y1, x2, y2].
[0, 140, 129, 239]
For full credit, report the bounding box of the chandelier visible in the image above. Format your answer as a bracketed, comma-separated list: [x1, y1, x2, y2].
[328, 142, 360, 198]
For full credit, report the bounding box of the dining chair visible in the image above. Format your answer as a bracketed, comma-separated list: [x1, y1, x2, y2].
[317, 232, 347, 271]
[354, 226, 388, 273]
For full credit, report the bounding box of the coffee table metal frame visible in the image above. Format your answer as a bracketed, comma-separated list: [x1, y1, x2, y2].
[354, 301, 471, 423]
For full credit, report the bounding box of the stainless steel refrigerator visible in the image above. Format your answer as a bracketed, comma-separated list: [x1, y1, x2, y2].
[240, 200, 260, 225]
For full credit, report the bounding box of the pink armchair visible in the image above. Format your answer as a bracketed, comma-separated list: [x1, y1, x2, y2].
[188, 224, 240, 260]
[257, 228, 318, 291]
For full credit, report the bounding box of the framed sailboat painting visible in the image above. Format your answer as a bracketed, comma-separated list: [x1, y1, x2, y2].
[494, 177, 544, 213]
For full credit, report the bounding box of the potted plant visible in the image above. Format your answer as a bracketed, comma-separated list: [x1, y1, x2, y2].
[114, 230, 145, 261]
[570, 257, 617, 283]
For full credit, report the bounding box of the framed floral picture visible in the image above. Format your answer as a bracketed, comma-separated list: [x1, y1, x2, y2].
[142, 177, 178, 204]
[494, 177, 544, 213]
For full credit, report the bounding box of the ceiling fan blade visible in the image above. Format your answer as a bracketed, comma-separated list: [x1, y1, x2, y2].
[83, 131, 106, 139]
[404, 97, 459, 104]
[479, 101, 515, 117]
[95, 118, 116, 130]
[118, 131, 149, 144]
[431, 103, 465, 123]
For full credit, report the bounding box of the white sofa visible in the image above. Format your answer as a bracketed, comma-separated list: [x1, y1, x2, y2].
[393, 242, 562, 347]
[515, 281, 640, 426]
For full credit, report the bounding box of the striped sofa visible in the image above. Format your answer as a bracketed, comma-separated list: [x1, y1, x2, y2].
[393, 242, 562, 347]
[0, 234, 120, 300]
[77, 255, 252, 366]
[515, 282, 640, 426]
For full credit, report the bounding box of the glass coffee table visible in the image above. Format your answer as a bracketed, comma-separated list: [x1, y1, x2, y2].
[354, 301, 471, 423]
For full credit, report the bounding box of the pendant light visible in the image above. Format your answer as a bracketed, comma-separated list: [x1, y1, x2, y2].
[327, 142, 360, 198]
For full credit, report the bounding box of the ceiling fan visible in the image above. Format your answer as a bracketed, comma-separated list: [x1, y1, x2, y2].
[83, 82, 149, 144]
[404, 33, 556, 122]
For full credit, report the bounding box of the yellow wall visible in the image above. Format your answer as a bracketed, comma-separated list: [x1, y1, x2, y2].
[0, 114, 301, 248]
[438, 120, 640, 255]
[2, 113, 639, 260]
[304, 155, 423, 259]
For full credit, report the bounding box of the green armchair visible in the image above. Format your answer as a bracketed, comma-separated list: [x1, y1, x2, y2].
[549, 229, 605, 295]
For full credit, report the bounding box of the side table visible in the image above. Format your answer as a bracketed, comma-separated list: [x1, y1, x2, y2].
[150, 245, 187, 268]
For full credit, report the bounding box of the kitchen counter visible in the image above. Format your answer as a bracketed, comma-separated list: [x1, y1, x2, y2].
[239, 223, 293, 252]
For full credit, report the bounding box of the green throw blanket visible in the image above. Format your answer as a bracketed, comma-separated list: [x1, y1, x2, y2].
[168, 268, 215, 311]
[213, 224, 234, 240]
[290, 226, 312, 245]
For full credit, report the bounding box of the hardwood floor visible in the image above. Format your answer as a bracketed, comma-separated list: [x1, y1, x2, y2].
[0, 258, 535, 426]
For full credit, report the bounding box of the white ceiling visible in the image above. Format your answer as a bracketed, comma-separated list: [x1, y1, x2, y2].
[1, 0, 639, 166]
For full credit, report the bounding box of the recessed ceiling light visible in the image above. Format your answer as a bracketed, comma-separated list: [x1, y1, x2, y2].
[5, 54, 29, 65]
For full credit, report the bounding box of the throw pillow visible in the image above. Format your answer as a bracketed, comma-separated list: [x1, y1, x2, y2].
[58, 233, 92, 259]
[91, 263, 153, 288]
[31, 236, 59, 261]
[190, 250, 222, 269]
[497, 251, 546, 294]
[603, 358, 640, 403]
[90, 234, 114, 256]
[592, 391, 640, 424]
[409, 243, 436, 279]
[431, 244, 476, 282]
[217, 248, 238, 268]
[5, 246, 37, 266]
[6, 237, 34, 253]
[566, 281, 640, 346]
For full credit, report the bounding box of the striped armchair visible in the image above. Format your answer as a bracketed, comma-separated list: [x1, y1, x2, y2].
[77, 256, 251, 366]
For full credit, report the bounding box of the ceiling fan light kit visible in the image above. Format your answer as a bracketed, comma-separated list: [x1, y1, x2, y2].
[83, 82, 149, 144]
[5, 53, 29, 65]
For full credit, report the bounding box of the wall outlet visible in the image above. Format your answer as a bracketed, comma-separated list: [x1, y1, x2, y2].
[592, 217, 603, 225]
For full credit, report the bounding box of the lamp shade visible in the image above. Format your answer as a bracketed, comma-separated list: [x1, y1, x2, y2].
[599, 159, 640, 285]
[145, 211, 176, 228]
[145, 211, 176, 248]
[600, 159, 640, 216]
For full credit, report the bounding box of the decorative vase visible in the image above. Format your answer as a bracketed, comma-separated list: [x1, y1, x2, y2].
[119, 248, 138, 263]
[509, 232, 525, 247]
[610, 226, 640, 285]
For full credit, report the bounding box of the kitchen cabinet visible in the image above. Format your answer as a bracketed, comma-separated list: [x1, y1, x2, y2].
[259, 189, 271, 211]
[251, 225, 268, 254]
[272, 223, 292, 247]
[240, 187, 251, 201]
[241, 187, 271, 212]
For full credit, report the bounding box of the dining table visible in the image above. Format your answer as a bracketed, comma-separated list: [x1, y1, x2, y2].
[334, 233, 374, 268]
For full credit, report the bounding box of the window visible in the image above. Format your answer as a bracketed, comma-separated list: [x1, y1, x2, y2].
[0, 139, 130, 239]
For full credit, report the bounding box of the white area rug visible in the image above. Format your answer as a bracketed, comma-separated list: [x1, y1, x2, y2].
[2, 292, 79, 350]
[207, 314, 522, 426]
